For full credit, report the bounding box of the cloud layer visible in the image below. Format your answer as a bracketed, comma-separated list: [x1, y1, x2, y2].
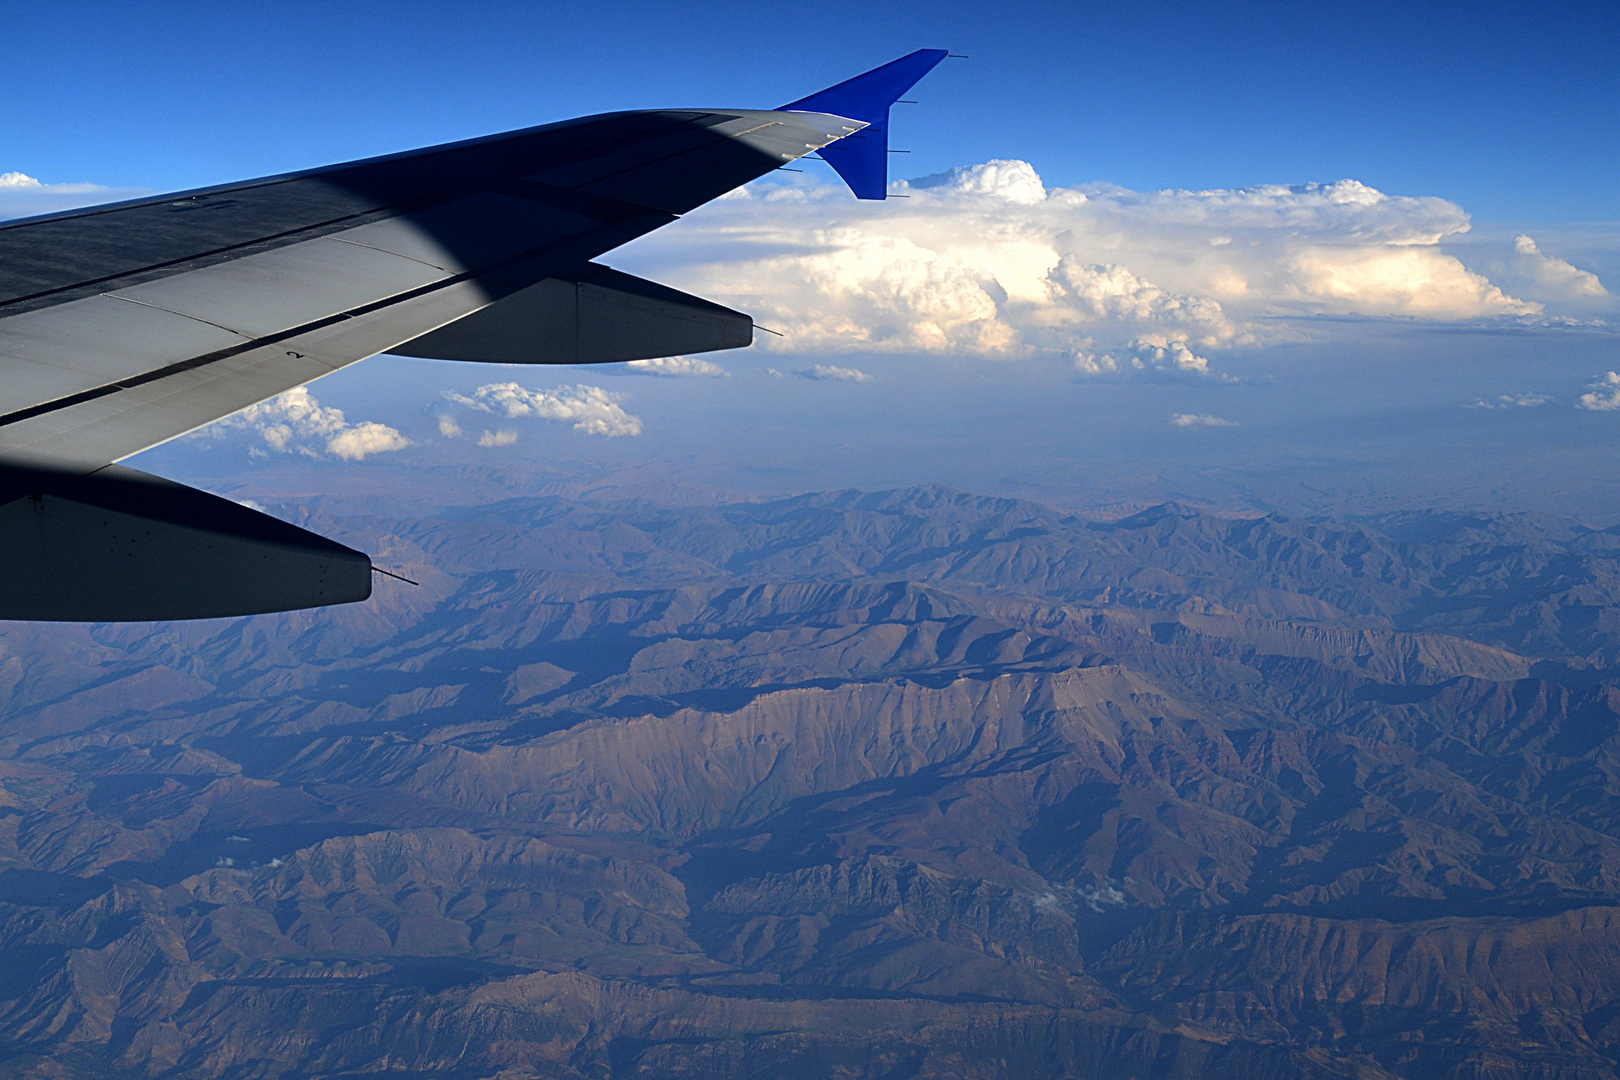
[1171, 413, 1238, 428]
[444, 383, 641, 437]
[1470, 393, 1552, 410]
[623, 356, 729, 378]
[798, 364, 873, 383]
[627, 161, 1608, 379]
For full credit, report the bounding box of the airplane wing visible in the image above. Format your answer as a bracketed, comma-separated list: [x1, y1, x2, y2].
[0, 50, 947, 621]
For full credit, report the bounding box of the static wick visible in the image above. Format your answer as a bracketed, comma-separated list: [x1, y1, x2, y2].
[888, 149, 911, 154]
[371, 565, 419, 586]
[947, 54, 969, 59]
[753, 324, 785, 337]
[778, 167, 803, 172]
[895, 99, 917, 104]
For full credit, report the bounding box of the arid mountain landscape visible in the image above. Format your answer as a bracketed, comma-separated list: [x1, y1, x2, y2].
[7, 485, 1620, 1078]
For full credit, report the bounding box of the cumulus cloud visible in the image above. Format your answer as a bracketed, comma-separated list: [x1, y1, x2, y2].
[1469, 393, 1552, 409]
[625, 162, 1547, 379]
[1049, 257, 1231, 341]
[1170, 413, 1239, 427]
[623, 355, 730, 378]
[912, 158, 1048, 204]
[1286, 243, 1528, 318]
[1512, 234, 1607, 299]
[327, 423, 410, 461]
[478, 429, 518, 447]
[1131, 335, 1217, 377]
[198, 386, 409, 461]
[0, 170, 150, 220]
[1073, 336, 1224, 380]
[437, 414, 462, 438]
[1072, 351, 1120, 375]
[445, 382, 641, 436]
[1578, 373, 1620, 412]
[798, 364, 873, 383]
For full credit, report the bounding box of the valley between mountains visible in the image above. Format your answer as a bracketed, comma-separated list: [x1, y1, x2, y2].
[5, 486, 1620, 1077]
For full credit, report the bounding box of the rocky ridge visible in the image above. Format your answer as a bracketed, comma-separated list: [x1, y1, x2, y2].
[3, 488, 1620, 1076]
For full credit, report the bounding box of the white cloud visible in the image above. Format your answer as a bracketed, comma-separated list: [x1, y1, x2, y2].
[623, 355, 730, 378]
[1049, 257, 1231, 342]
[1072, 335, 1225, 381]
[478, 429, 519, 447]
[910, 158, 1048, 205]
[0, 171, 150, 220]
[798, 364, 873, 383]
[1286, 243, 1528, 318]
[1578, 372, 1620, 412]
[1072, 351, 1122, 375]
[1512, 234, 1607, 299]
[1171, 413, 1239, 428]
[437, 414, 462, 438]
[445, 382, 641, 436]
[1468, 393, 1552, 409]
[1131, 335, 1216, 377]
[196, 386, 409, 461]
[327, 422, 409, 461]
[624, 163, 1545, 379]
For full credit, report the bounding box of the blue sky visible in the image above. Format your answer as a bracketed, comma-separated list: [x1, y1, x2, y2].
[3, 0, 1614, 222]
[6, 1, 1620, 520]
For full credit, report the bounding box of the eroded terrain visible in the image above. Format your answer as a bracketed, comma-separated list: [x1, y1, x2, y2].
[5, 488, 1620, 1077]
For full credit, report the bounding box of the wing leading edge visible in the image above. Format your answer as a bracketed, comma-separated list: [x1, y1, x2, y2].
[0, 51, 948, 620]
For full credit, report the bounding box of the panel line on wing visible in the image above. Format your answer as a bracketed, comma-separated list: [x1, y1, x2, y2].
[0, 114, 739, 316]
[104, 293, 249, 338]
[328, 235, 455, 273]
[0, 107, 847, 466]
[0, 197, 388, 316]
[0, 217, 653, 431]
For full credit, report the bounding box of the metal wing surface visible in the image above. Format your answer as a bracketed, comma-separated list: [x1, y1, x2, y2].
[0, 49, 947, 620]
[0, 109, 860, 470]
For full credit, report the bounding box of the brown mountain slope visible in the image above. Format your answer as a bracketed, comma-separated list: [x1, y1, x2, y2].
[5, 488, 1620, 1076]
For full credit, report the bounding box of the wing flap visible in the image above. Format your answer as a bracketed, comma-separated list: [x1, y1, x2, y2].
[0, 279, 496, 470]
[0, 295, 247, 376]
[108, 236, 453, 339]
[0, 296, 249, 413]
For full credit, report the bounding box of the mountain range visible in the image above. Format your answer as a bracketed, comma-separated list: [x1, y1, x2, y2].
[5, 486, 1620, 1077]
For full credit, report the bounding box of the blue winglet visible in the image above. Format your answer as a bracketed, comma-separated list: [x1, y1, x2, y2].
[780, 49, 949, 200]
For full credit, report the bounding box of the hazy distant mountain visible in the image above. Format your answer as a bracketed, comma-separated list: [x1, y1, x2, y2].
[6, 486, 1620, 1078]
